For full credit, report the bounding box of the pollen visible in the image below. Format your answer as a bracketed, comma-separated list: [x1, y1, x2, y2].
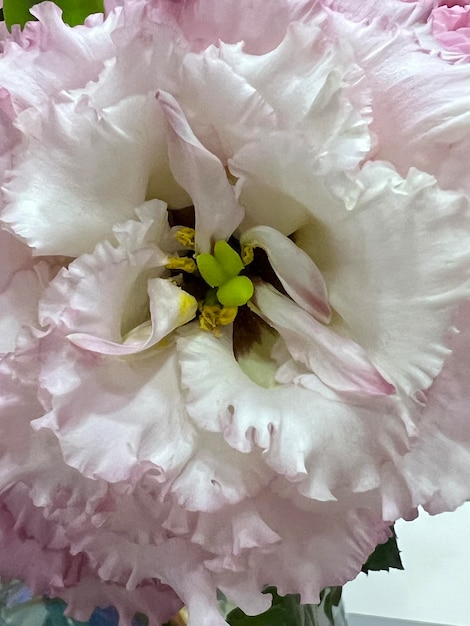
[175, 227, 196, 249]
[219, 306, 238, 326]
[199, 305, 222, 335]
[166, 257, 197, 273]
[179, 291, 197, 318]
[241, 245, 254, 266]
[199, 304, 238, 334]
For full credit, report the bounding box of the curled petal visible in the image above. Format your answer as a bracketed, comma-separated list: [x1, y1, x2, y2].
[252, 282, 394, 396]
[157, 90, 244, 252]
[69, 278, 197, 355]
[38, 206, 197, 355]
[240, 225, 331, 322]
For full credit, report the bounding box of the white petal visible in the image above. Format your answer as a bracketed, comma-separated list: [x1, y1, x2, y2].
[33, 333, 195, 485]
[2, 93, 185, 256]
[219, 17, 371, 144]
[178, 330, 409, 500]
[252, 282, 394, 396]
[289, 162, 470, 395]
[240, 225, 331, 322]
[69, 278, 197, 356]
[157, 90, 244, 252]
[177, 47, 278, 160]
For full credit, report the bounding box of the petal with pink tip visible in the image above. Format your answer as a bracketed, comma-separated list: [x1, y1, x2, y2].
[240, 225, 331, 323]
[69, 277, 197, 356]
[252, 282, 394, 396]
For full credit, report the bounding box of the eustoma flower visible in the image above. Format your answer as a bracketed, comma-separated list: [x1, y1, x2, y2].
[2, 0, 470, 625]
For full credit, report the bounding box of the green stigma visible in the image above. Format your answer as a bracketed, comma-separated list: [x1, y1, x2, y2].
[197, 241, 254, 307]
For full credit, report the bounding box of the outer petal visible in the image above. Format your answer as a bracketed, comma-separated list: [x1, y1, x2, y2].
[0, 230, 50, 353]
[2, 93, 185, 256]
[271, 161, 470, 395]
[33, 331, 196, 485]
[0, 2, 119, 112]
[324, 5, 470, 196]
[432, 4, 470, 57]
[160, 0, 317, 55]
[402, 302, 470, 514]
[0, 88, 20, 188]
[252, 282, 394, 396]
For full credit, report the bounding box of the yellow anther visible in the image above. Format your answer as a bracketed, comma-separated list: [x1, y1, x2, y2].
[219, 306, 238, 326]
[241, 245, 254, 266]
[175, 227, 196, 249]
[199, 305, 221, 335]
[166, 257, 197, 273]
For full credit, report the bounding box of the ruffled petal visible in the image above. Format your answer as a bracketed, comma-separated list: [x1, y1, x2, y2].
[169, 429, 274, 513]
[33, 331, 196, 485]
[38, 204, 177, 351]
[432, 4, 470, 56]
[402, 302, 470, 514]
[240, 225, 331, 322]
[0, 2, 118, 111]
[178, 330, 410, 500]
[219, 17, 371, 142]
[252, 282, 394, 396]
[170, 0, 316, 55]
[0, 230, 47, 353]
[2, 93, 184, 256]
[157, 90, 244, 252]
[287, 162, 470, 395]
[324, 5, 470, 195]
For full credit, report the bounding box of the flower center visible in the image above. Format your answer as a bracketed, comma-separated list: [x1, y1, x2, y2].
[196, 240, 254, 307]
[166, 227, 254, 335]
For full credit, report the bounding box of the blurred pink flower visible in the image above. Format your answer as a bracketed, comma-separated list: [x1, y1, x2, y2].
[1, 1, 470, 625]
[432, 1, 470, 56]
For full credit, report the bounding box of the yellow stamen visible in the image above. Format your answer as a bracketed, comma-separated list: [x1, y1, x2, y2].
[241, 244, 254, 266]
[199, 305, 222, 335]
[219, 306, 238, 326]
[175, 227, 196, 249]
[166, 257, 197, 273]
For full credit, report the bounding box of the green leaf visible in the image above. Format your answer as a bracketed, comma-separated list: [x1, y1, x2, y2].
[225, 587, 340, 626]
[3, 0, 104, 29]
[320, 587, 343, 625]
[362, 527, 404, 573]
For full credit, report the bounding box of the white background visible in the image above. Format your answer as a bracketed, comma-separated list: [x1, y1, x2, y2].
[343, 502, 470, 626]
